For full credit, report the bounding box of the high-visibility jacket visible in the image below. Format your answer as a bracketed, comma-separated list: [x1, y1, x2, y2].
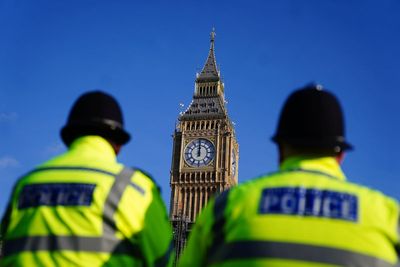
[179, 156, 400, 267]
[0, 136, 173, 267]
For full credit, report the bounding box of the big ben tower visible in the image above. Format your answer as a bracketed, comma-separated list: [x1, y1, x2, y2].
[169, 29, 239, 257]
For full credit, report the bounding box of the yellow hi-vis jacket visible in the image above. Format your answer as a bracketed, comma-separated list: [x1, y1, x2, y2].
[179, 156, 400, 267]
[0, 136, 173, 267]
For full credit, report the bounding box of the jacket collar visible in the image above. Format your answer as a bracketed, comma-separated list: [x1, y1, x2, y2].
[280, 156, 346, 181]
[69, 136, 117, 162]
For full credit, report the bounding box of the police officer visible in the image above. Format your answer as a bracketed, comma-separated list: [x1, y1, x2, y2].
[0, 91, 173, 266]
[179, 84, 400, 266]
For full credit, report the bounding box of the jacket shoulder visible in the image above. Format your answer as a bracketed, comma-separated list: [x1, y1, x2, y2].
[345, 179, 399, 206]
[131, 167, 161, 194]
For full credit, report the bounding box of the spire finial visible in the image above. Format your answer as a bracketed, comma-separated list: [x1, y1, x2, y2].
[210, 27, 216, 43]
[197, 28, 220, 82]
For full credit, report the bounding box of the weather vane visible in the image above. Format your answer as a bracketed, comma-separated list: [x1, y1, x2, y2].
[210, 27, 216, 43]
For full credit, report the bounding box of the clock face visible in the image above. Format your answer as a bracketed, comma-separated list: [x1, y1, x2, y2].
[184, 138, 215, 167]
[231, 149, 237, 176]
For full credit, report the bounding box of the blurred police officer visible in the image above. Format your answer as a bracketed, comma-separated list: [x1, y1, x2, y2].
[179, 84, 399, 267]
[0, 91, 173, 266]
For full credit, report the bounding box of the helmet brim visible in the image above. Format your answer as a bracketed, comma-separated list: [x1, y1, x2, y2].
[271, 135, 353, 152]
[61, 123, 131, 147]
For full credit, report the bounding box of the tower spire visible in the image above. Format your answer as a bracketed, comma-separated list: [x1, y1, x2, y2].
[197, 28, 220, 82]
[210, 27, 216, 48]
[169, 27, 239, 264]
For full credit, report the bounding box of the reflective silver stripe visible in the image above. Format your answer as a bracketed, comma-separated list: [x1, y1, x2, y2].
[103, 167, 136, 235]
[3, 235, 141, 256]
[207, 240, 393, 267]
[100, 167, 145, 261]
[4, 167, 142, 259]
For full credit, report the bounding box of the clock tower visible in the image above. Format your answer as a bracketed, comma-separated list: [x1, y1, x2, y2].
[169, 30, 239, 257]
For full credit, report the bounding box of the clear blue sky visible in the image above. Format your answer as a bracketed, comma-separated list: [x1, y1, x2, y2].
[1, 0, 399, 217]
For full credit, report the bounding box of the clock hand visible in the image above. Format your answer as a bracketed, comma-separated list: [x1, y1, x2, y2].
[197, 144, 201, 157]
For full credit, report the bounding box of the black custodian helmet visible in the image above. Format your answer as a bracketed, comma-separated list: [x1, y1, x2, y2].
[272, 84, 353, 152]
[61, 91, 131, 146]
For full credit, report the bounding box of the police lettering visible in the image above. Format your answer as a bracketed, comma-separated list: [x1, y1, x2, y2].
[18, 183, 96, 209]
[258, 187, 358, 222]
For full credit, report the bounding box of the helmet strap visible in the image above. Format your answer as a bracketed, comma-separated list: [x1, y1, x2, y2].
[335, 152, 345, 165]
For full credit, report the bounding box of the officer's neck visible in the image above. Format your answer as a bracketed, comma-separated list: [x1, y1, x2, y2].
[106, 139, 122, 155]
[279, 144, 344, 165]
